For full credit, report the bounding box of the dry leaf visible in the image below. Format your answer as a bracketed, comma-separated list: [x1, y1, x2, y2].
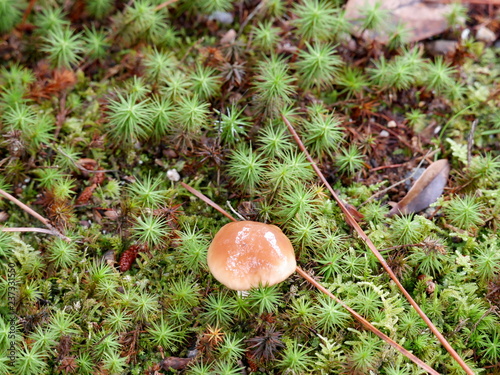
[159, 357, 193, 371]
[388, 159, 450, 216]
[345, 0, 455, 43]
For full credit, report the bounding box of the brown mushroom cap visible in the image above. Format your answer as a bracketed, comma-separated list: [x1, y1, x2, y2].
[207, 221, 296, 291]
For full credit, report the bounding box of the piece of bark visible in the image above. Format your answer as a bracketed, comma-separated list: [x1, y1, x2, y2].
[388, 159, 449, 216]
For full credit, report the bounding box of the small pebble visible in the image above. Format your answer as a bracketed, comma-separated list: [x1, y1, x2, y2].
[387, 120, 397, 128]
[380, 130, 389, 137]
[426, 40, 458, 56]
[167, 169, 181, 182]
[461, 28, 470, 40]
[208, 11, 234, 24]
[476, 26, 496, 43]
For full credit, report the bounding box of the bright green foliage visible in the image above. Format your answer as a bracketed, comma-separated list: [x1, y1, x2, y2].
[190, 64, 221, 100]
[41, 27, 84, 68]
[143, 49, 176, 81]
[29, 326, 57, 352]
[424, 57, 457, 95]
[316, 248, 344, 281]
[200, 292, 235, 327]
[289, 216, 322, 249]
[169, 278, 200, 308]
[296, 43, 342, 90]
[256, 123, 293, 158]
[290, 296, 315, 326]
[52, 177, 76, 201]
[0, 0, 23, 34]
[444, 195, 484, 230]
[474, 240, 500, 283]
[14, 343, 47, 375]
[445, 2, 467, 28]
[102, 350, 127, 374]
[123, 0, 165, 44]
[34, 8, 69, 32]
[104, 308, 132, 333]
[131, 290, 159, 320]
[176, 225, 209, 273]
[128, 174, 168, 209]
[211, 361, 243, 375]
[83, 26, 110, 60]
[346, 333, 382, 372]
[360, 0, 389, 31]
[253, 55, 297, 116]
[147, 318, 185, 348]
[86, 0, 113, 18]
[277, 184, 318, 221]
[302, 112, 343, 157]
[336, 66, 369, 98]
[161, 71, 191, 100]
[217, 105, 250, 144]
[406, 108, 426, 131]
[408, 240, 447, 277]
[227, 144, 266, 192]
[218, 334, 245, 362]
[47, 238, 78, 268]
[149, 95, 173, 142]
[76, 352, 95, 375]
[248, 284, 283, 314]
[132, 215, 169, 248]
[196, 0, 233, 13]
[314, 295, 350, 334]
[172, 94, 210, 148]
[292, 0, 338, 41]
[48, 310, 79, 338]
[390, 215, 426, 245]
[93, 332, 121, 358]
[278, 340, 314, 374]
[124, 76, 150, 100]
[336, 146, 365, 175]
[186, 361, 212, 375]
[265, 151, 314, 191]
[252, 22, 280, 53]
[350, 286, 383, 319]
[479, 328, 500, 364]
[106, 93, 154, 146]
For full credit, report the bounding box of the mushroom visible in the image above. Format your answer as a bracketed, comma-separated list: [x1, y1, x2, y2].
[180, 182, 439, 374]
[207, 221, 296, 291]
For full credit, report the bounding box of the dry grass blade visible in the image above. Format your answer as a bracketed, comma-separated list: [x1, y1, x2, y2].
[0, 188, 71, 242]
[180, 182, 439, 374]
[281, 114, 474, 375]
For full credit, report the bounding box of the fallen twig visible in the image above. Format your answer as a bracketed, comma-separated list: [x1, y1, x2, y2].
[281, 114, 474, 375]
[0, 188, 71, 242]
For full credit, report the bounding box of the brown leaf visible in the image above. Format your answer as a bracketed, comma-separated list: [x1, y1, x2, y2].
[389, 159, 450, 216]
[345, 0, 455, 43]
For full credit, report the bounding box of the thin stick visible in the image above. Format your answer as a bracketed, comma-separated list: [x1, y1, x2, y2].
[2, 227, 61, 236]
[282, 114, 474, 375]
[181, 182, 439, 374]
[0, 188, 71, 242]
[296, 267, 439, 375]
[180, 182, 237, 222]
[154, 0, 178, 11]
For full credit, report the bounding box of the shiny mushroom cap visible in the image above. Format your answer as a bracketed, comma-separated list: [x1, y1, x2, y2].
[207, 221, 296, 291]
